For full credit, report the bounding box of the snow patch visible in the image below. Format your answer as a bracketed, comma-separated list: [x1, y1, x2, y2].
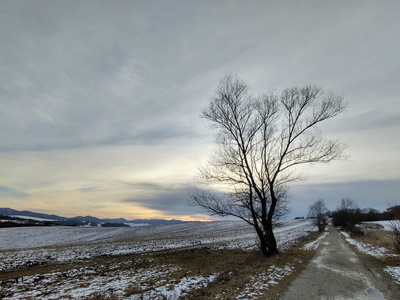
[385, 266, 400, 285]
[340, 231, 396, 257]
[1, 262, 180, 299]
[361, 221, 397, 231]
[128, 274, 217, 299]
[303, 232, 328, 250]
[236, 264, 294, 299]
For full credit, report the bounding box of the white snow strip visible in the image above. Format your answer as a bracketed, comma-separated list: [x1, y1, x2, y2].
[303, 232, 329, 250]
[361, 221, 398, 231]
[340, 231, 397, 257]
[384, 266, 400, 285]
[10, 215, 56, 221]
[236, 264, 294, 299]
[128, 274, 218, 299]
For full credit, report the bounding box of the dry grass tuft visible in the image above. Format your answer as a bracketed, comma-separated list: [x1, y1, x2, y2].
[390, 221, 400, 254]
[84, 293, 119, 300]
[352, 229, 397, 254]
[347, 227, 400, 297]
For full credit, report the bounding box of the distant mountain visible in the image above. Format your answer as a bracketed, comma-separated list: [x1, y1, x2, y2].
[128, 219, 186, 225]
[0, 208, 188, 226]
[0, 208, 65, 221]
[70, 215, 103, 223]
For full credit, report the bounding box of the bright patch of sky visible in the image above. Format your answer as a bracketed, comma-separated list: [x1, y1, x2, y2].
[0, 0, 399, 219]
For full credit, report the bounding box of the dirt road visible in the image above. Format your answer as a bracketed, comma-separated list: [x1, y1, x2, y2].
[280, 228, 399, 300]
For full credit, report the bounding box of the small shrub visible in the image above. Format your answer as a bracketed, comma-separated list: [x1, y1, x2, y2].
[391, 220, 400, 253]
[84, 293, 119, 300]
[125, 286, 146, 297]
[349, 226, 364, 237]
[358, 223, 384, 230]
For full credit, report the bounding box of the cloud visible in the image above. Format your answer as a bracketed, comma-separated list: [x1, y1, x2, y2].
[0, 186, 28, 198]
[2, 1, 398, 153]
[290, 179, 400, 218]
[0, 1, 212, 153]
[320, 110, 400, 135]
[121, 184, 205, 216]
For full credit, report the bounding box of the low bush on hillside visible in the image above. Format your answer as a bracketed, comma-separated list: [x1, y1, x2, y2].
[391, 220, 400, 254]
[332, 209, 364, 236]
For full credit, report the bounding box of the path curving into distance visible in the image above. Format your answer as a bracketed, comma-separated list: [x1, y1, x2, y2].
[280, 227, 399, 300]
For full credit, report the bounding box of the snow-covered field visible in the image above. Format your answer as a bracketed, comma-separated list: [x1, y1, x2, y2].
[303, 232, 328, 251]
[0, 219, 316, 299]
[236, 264, 294, 299]
[0, 219, 315, 251]
[0, 219, 315, 272]
[385, 266, 400, 285]
[360, 221, 398, 231]
[1, 260, 215, 299]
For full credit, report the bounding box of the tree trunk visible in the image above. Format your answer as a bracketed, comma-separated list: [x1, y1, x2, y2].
[260, 192, 279, 257]
[256, 226, 279, 257]
[264, 226, 279, 256]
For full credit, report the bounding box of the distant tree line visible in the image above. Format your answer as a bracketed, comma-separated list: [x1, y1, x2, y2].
[307, 198, 400, 236]
[0, 215, 53, 228]
[392, 221, 400, 254]
[0, 214, 128, 228]
[307, 199, 400, 252]
[331, 198, 400, 235]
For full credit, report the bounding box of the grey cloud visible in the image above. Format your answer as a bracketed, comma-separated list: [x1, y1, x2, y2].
[122, 179, 400, 219]
[122, 184, 204, 216]
[0, 1, 209, 152]
[320, 110, 400, 136]
[289, 180, 400, 218]
[349, 112, 400, 131]
[0, 186, 29, 198]
[0, 123, 202, 153]
[2, 1, 399, 153]
[118, 181, 168, 192]
[350, 113, 400, 132]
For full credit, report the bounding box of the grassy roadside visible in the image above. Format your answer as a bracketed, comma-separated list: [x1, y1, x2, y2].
[339, 228, 400, 298]
[350, 228, 400, 272]
[355, 229, 397, 253]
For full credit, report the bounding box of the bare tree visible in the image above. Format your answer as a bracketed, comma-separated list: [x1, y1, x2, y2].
[192, 74, 346, 256]
[390, 220, 400, 253]
[339, 197, 358, 212]
[332, 198, 363, 232]
[308, 199, 328, 232]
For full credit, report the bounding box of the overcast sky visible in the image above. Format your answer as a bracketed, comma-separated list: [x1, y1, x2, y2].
[1, 0, 399, 220]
